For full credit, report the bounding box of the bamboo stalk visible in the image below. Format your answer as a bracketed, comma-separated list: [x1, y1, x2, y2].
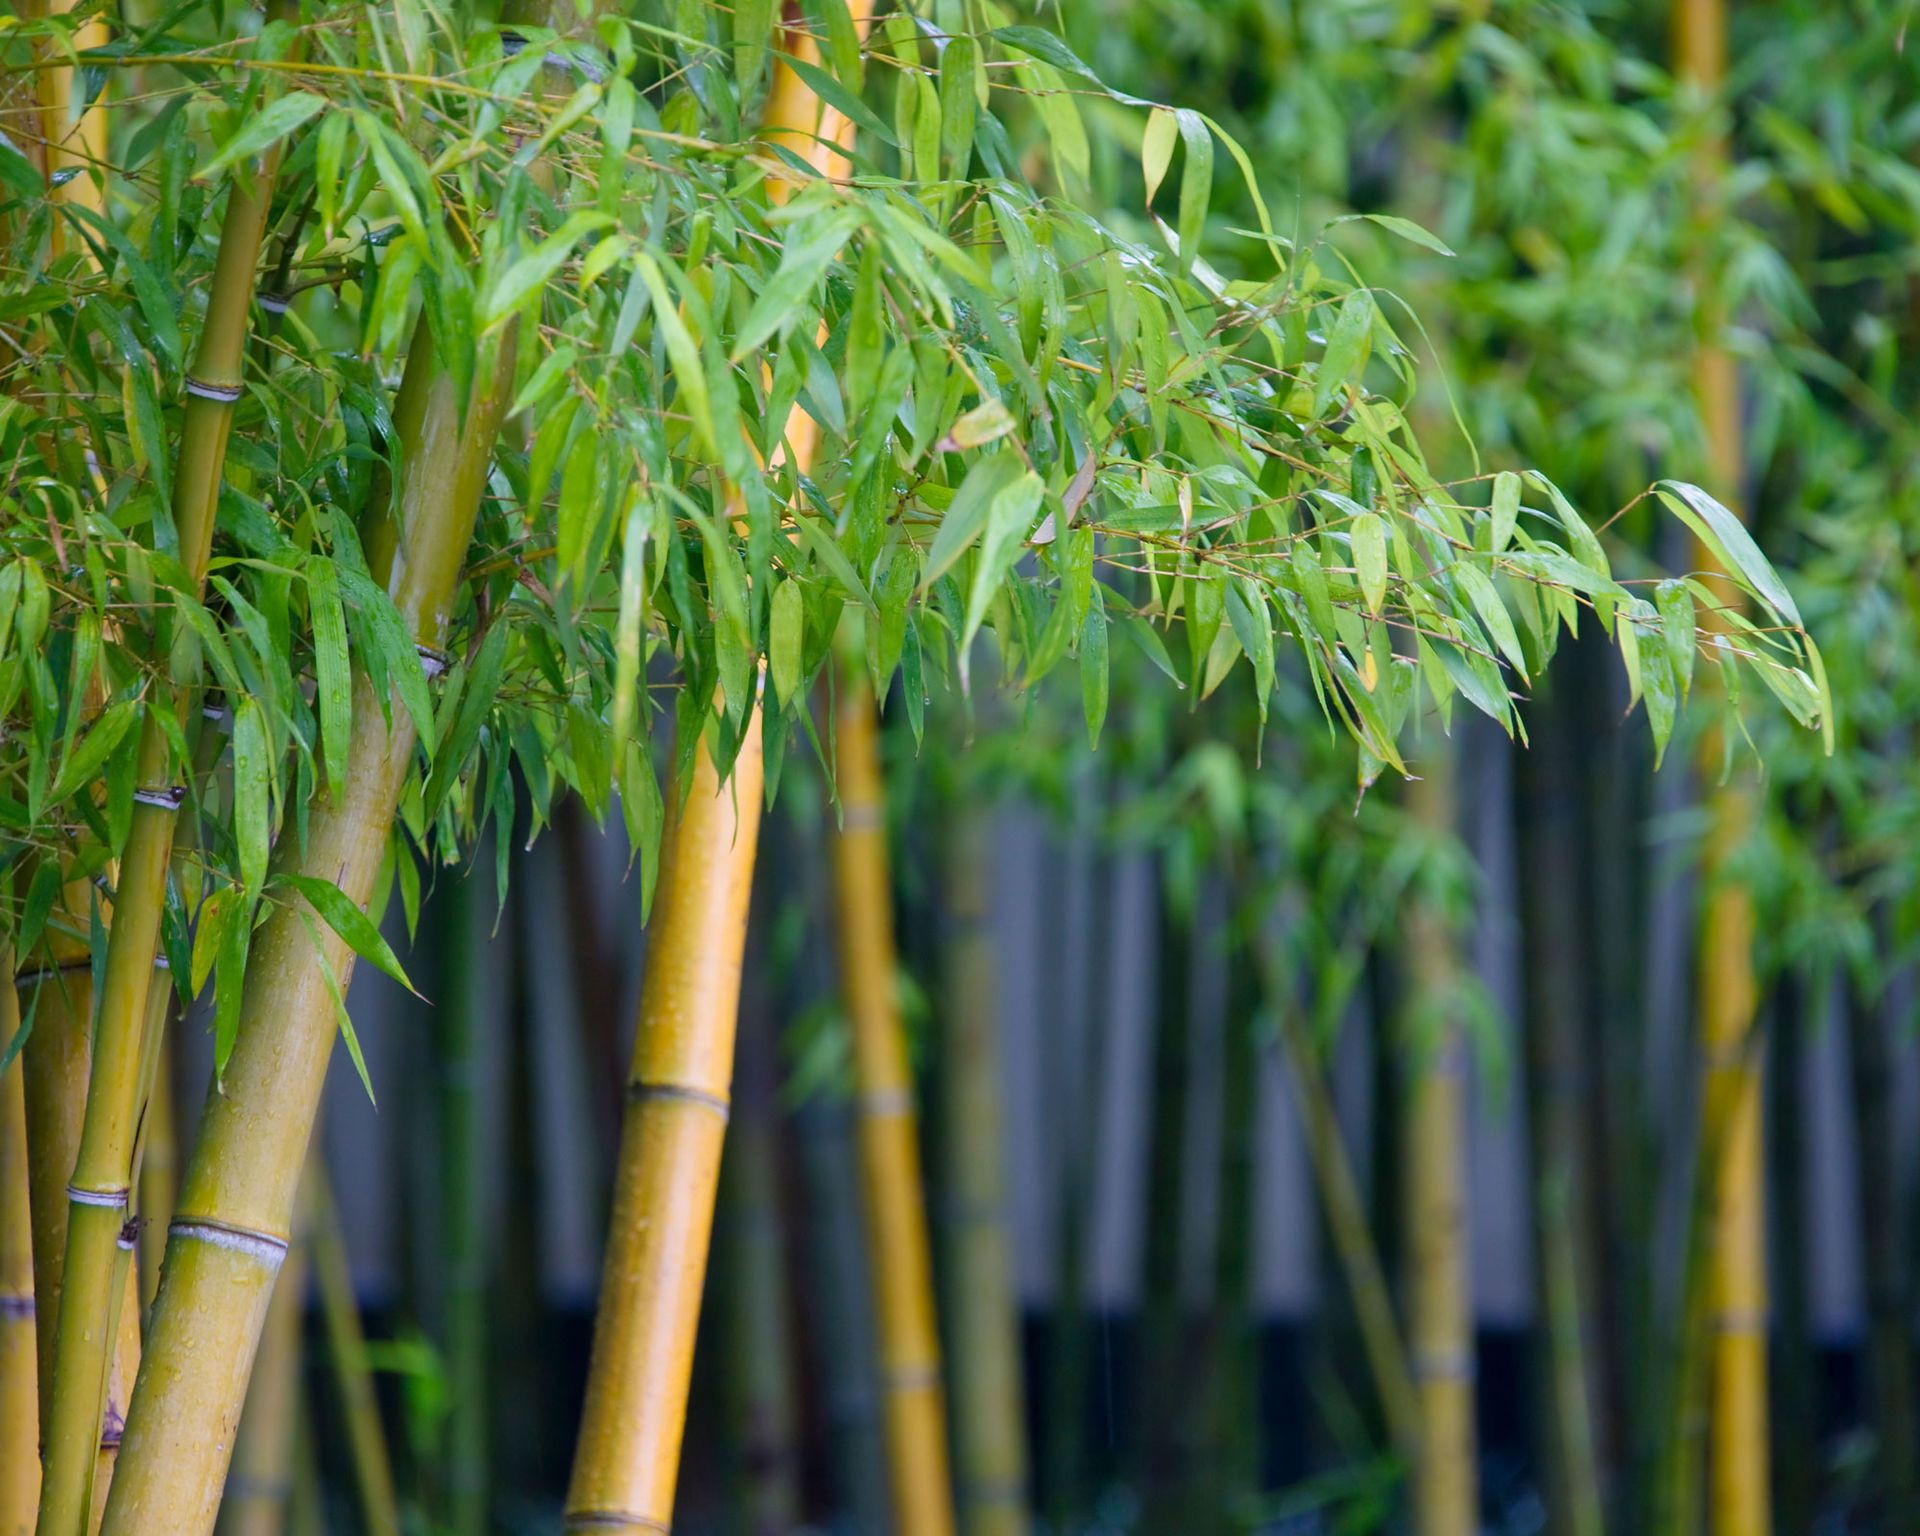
[97, 303, 518, 1535]
[719, 972, 801, 1536]
[1845, 960, 1917, 1523]
[829, 656, 957, 1536]
[135, 1061, 174, 1317]
[438, 872, 487, 1536]
[3, 955, 40, 1536]
[563, 7, 869, 1523]
[28, 0, 109, 261]
[1673, 3, 1769, 1532]
[1514, 693, 1606, 1536]
[36, 24, 301, 1528]
[214, 1232, 306, 1536]
[562, 715, 766, 1532]
[939, 810, 1028, 1536]
[1261, 951, 1421, 1459]
[306, 1165, 399, 1536]
[1404, 749, 1478, 1536]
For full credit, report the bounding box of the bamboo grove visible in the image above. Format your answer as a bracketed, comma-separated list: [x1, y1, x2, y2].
[0, 0, 1859, 1534]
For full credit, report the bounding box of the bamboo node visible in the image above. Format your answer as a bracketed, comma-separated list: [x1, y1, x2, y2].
[65, 1184, 129, 1210]
[184, 377, 245, 403]
[169, 1217, 289, 1268]
[258, 292, 290, 315]
[563, 1512, 670, 1533]
[0, 1294, 33, 1319]
[840, 803, 884, 833]
[14, 956, 95, 986]
[416, 644, 451, 679]
[132, 784, 187, 810]
[857, 1087, 915, 1119]
[1411, 1349, 1475, 1382]
[879, 1363, 943, 1391]
[627, 1080, 730, 1121]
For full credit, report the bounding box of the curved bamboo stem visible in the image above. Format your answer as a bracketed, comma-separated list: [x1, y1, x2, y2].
[36, 21, 301, 1529]
[830, 660, 955, 1536]
[3, 956, 40, 1536]
[1404, 750, 1478, 1536]
[562, 715, 765, 1532]
[939, 811, 1028, 1536]
[97, 309, 517, 1536]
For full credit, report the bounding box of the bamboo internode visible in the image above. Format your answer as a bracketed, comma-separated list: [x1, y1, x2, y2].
[2, 959, 39, 1536]
[1674, 0, 1770, 1531]
[1405, 753, 1477, 1536]
[562, 715, 765, 1532]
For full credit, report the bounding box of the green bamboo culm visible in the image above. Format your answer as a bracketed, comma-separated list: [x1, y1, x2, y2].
[33, 14, 300, 1531]
[97, 313, 519, 1536]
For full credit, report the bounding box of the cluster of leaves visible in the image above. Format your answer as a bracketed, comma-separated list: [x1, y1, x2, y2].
[0, 0, 1823, 1055]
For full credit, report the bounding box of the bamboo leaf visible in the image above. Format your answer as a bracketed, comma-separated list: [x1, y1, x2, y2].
[771, 575, 804, 707]
[232, 697, 271, 902]
[773, 51, 895, 146]
[1175, 109, 1212, 273]
[49, 699, 137, 807]
[213, 895, 252, 1080]
[196, 91, 327, 180]
[921, 449, 1028, 590]
[1489, 471, 1521, 554]
[275, 872, 417, 996]
[306, 559, 352, 796]
[1454, 564, 1527, 678]
[1655, 480, 1801, 627]
[1351, 513, 1387, 617]
[298, 909, 377, 1107]
[1081, 581, 1108, 747]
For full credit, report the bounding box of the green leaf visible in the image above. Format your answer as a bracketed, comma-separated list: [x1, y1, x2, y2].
[1175, 109, 1212, 273]
[1489, 471, 1521, 554]
[1330, 211, 1455, 257]
[962, 470, 1046, 651]
[482, 210, 615, 329]
[306, 558, 351, 797]
[731, 207, 864, 363]
[274, 872, 417, 995]
[1142, 107, 1178, 209]
[1080, 582, 1108, 748]
[1313, 289, 1372, 418]
[49, 699, 137, 808]
[793, 515, 876, 611]
[920, 450, 1029, 591]
[196, 91, 327, 180]
[299, 908, 377, 1107]
[1454, 564, 1527, 678]
[773, 51, 895, 146]
[771, 575, 804, 707]
[1351, 513, 1387, 616]
[231, 697, 271, 901]
[1655, 480, 1801, 628]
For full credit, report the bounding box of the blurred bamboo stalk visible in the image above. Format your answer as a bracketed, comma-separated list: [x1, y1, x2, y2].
[830, 656, 955, 1536]
[939, 809, 1028, 1536]
[1262, 954, 1420, 1459]
[439, 873, 488, 1536]
[3, 955, 39, 1536]
[1515, 693, 1606, 1536]
[719, 967, 801, 1536]
[1673, 2, 1770, 1532]
[1845, 963, 1916, 1521]
[1404, 748, 1478, 1536]
[306, 1164, 400, 1536]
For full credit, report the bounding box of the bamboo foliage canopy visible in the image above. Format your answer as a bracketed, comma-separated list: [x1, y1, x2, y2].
[0, 0, 1825, 1068]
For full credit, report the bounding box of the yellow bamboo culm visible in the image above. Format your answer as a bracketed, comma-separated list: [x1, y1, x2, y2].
[562, 716, 765, 1533]
[1404, 753, 1477, 1536]
[941, 816, 1029, 1536]
[562, 4, 870, 1521]
[29, 0, 109, 260]
[1673, 1, 1770, 1532]
[18, 930, 143, 1534]
[831, 661, 957, 1536]
[97, 318, 519, 1536]
[3, 953, 40, 1536]
[214, 1235, 306, 1536]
